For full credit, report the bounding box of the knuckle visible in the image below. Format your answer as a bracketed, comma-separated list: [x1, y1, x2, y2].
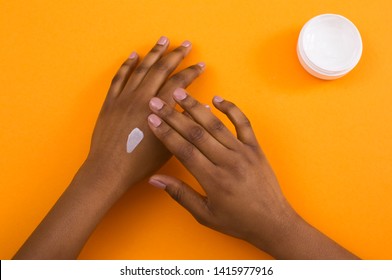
[170, 72, 187, 83]
[149, 45, 161, 53]
[188, 126, 205, 143]
[168, 66, 199, 87]
[154, 123, 173, 141]
[157, 125, 173, 140]
[208, 119, 225, 132]
[224, 102, 252, 128]
[169, 185, 184, 203]
[177, 143, 195, 162]
[225, 102, 238, 114]
[229, 161, 247, 177]
[240, 116, 252, 127]
[110, 73, 122, 86]
[171, 47, 186, 59]
[110, 63, 130, 85]
[159, 105, 174, 119]
[193, 208, 210, 226]
[153, 60, 173, 74]
[185, 98, 199, 109]
[246, 142, 261, 154]
[134, 65, 149, 74]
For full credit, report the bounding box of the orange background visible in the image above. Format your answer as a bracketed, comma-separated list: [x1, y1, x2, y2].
[1, 0, 391, 259]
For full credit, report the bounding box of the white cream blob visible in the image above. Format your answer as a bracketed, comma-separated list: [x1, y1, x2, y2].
[126, 128, 144, 153]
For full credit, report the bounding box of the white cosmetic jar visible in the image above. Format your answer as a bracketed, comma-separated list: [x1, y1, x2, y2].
[297, 14, 363, 80]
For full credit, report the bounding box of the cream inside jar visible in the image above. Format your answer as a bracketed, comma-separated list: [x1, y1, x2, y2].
[297, 14, 363, 80]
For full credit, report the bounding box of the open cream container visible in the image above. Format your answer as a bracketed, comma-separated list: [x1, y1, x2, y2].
[297, 14, 363, 80]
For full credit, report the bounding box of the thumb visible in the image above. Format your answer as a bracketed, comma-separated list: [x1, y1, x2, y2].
[149, 175, 209, 224]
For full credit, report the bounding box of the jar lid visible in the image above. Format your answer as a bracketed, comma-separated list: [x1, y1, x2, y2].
[298, 14, 362, 77]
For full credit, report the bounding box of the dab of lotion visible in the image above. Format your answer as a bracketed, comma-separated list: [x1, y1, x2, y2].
[126, 128, 144, 153]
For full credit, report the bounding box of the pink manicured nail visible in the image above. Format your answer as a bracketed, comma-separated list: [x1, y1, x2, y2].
[148, 114, 162, 127]
[213, 96, 224, 103]
[181, 40, 192, 47]
[157, 36, 168, 46]
[205, 104, 211, 109]
[129, 51, 137, 59]
[150, 97, 164, 110]
[173, 88, 187, 101]
[198, 62, 206, 71]
[149, 178, 167, 189]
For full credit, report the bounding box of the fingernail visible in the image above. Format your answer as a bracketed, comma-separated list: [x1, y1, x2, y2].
[149, 178, 167, 189]
[205, 104, 211, 109]
[173, 88, 187, 101]
[181, 40, 192, 48]
[198, 62, 206, 71]
[157, 36, 168, 46]
[149, 97, 164, 110]
[129, 51, 137, 59]
[213, 96, 224, 103]
[148, 114, 162, 127]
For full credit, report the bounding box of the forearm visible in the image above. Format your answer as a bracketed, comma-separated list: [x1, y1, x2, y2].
[13, 160, 129, 259]
[249, 212, 359, 260]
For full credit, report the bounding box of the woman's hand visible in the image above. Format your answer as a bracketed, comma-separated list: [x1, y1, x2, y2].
[87, 37, 205, 193]
[13, 38, 205, 259]
[147, 89, 359, 260]
[146, 88, 292, 250]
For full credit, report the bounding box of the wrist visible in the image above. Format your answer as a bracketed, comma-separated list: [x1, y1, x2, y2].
[75, 157, 136, 199]
[247, 206, 359, 259]
[245, 204, 305, 258]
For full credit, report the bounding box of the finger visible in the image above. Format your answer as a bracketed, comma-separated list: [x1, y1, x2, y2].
[136, 40, 193, 97]
[183, 110, 193, 119]
[182, 104, 209, 120]
[172, 88, 240, 150]
[149, 175, 210, 225]
[158, 62, 205, 106]
[149, 97, 228, 164]
[147, 113, 215, 175]
[122, 36, 170, 92]
[213, 96, 258, 146]
[106, 52, 139, 98]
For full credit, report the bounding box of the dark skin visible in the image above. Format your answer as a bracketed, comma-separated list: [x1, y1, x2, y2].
[14, 37, 358, 260]
[147, 89, 359, 260]
[13, 37, 205, 259]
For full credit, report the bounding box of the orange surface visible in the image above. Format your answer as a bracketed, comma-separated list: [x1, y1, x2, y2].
[1, 0, 392, 260]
